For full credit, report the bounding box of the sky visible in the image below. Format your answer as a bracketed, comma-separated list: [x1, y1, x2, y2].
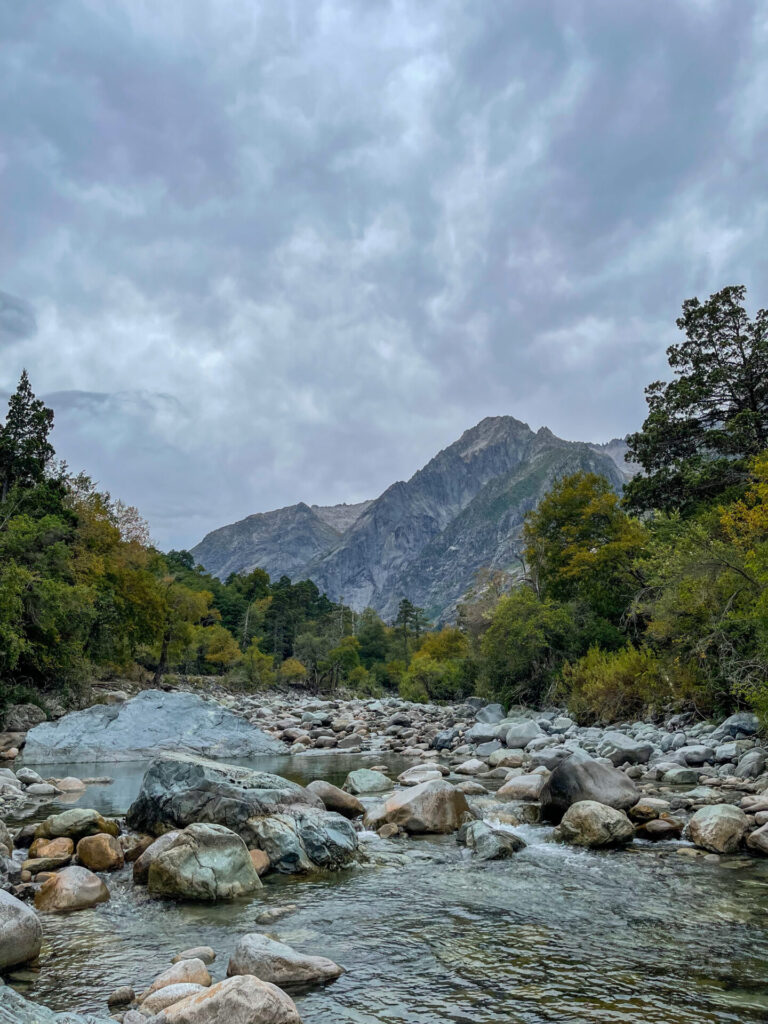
[2, 1, 767, 549]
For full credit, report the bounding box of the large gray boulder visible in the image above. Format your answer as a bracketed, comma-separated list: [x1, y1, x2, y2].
[595, 731, 653, 766]
[505, 720, 543, 748]
[148, 824, 261, 900]
[540, 751, 639, 823]
[227, 932, 344, 988]
[126, 755, 358, 874]
[24, 689, 285, 763]
[687, 805, 748, 854]
[558, 801, 635, 848]
[0, 987, 112, 1024]
[364, 779, 473, 834]
[0, 890, 42, 970]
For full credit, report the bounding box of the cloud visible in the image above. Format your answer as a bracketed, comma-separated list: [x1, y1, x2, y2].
[1, 0, 767, 548]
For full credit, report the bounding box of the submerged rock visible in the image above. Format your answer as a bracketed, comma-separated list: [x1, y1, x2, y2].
[227, 932, 344, 988]
[0, 987, 112, 1023]
[24, 689, 286, 763]
[147, 824, 262, 900]
[0, 890, 43, 970]
[342, 768, 393, 794]
[540, 752, 639, 823]
[463, 820, 526, 860]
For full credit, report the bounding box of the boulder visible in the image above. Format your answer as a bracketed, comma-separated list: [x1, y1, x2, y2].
[462, 820, 526, 860]
[227, 932, 344, 988]
[24, 689, 285, 763]
[147, 824, 262, 900]
[173, 946, 216, 965]
[29, 836, 74, 859]
[142, 957, 212, 999]
[35, 808, 119, 842]
[687, 805, 748, 854]
[746, 823, 768, 856]
[735, 748, 766, 779]
[3, 703, 46, 732]
[0, 986, 113, 1023]
[454, 758, 487, 776]
[141, 984, 208, 1014]
[133, 831, 182, 884]
[342, 768, 393, 794]
[76, 833, 124, 871]
[558, 801, 635, 848]
[158, 975, 301, 1024]
[396, 765, 443, 786]
[305, 779, 364, 817]
[245, 807, 357, 873]
[661, 766, 699, 786]
[540, 752, 639, 823]
[475, 703, 505, 724]
[504, 720, 543, 748]
[364, 779, 473, 834]
[0, 890, 43, 970]
[595, 732, 653, 766]
[718, 711, 760, 737]
[34, 865, 110, 912]
[496, 774, 545, 801]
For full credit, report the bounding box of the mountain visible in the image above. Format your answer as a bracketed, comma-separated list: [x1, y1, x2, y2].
[191, 416, 631, 621]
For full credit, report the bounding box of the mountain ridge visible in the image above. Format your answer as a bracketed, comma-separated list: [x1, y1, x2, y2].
[191, 416, 631, 619]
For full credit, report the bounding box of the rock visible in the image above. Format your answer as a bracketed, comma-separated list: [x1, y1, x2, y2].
[29, 836, 74, 859]
[687, 805, 748, 853]
[746, 823, 768, 856]
[3, 703, 46, 732]
[455, 780, 487, 795]
[147, 824, 262, 900]
[15, 767, 44, 786]
[77, 833, 124, 871]
[55, 776, 87, 792]
[735, 748, 766, 779]
[0, 986, 113, 1023]
[143, 958, 212, 1000]
[249, 849, 271, 875]
[342, 768, 393, 794]
[246, 808, 357, 873]
[496, 774, 545, 801]
[596, 732, 653, 766]
[558, 801, 635, 847]
[454, 758, 487, 776]
[227, 932, 344, 988]
[637, 817, 684, 840]
[142, 983, 208, 1014]
[540, 752, 639, 823]
[24, 689, 286, 763]
[504, 720, 543, 748]
[377, 823, 401, 838]
[488, 749, 526, 769]
[172, 947, 216, 965]
[628, 798, 671, 822]
[464, 722, 500, 745]
[158, 974, 301, 1023]
[463, 820, 526, 860]
[719, 711, 760, 737]
[475, 703, 505, 724]
[662, 767, 699, 786]
[0, 890, 43, 970]
[678, 745, 715, 766]
[306, 780, 364, 817]
[23, 853, 73, 874]
[35, 808, 119, 842]
[364, 779, 473, 834]
[107, 986, 135, 1006]
[34, 865, 110, 912]
[133, 831, 182, 884]
[397, 765, 443, 786]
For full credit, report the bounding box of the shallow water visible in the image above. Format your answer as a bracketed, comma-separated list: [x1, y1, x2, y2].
[8, 754, 768, 1023]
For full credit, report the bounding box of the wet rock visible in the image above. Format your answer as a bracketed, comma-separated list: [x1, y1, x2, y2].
[558, 801, 635, 848]
[364, 779, 473, 834]
[24, 689, 286, 763]
[227, 932, 344, 988]
[55, 777, 87, 793]
[147, 824, 262, 901]
[133, 831, 182, 884]
[628, 798, 671, 822]
[249, 849, 271, 875]
[540, 752, 639, 823]
[29, 836, 74, 859]
[342, 768, 392, 794]
[496, 773, 545, 801]
[107, 986, 135, 1006]
[142, 983, 208, 1014]
[246, 808, 357, 873]
[463, 820, 526, 860]
[0, 890, 43, 970]
[687, 805, 748, 854]
[77, 833, 124, 872]
[34, 865, 110, 912]
[305, 780, 364, 817]
[0, 986, 113, 1023]
[746, 823, 768, 856]
[158, 974, 301, 1023]
[35, 809, 119, 842]
[142, 958, 212, 1000]
[172, 947, 216, 965]
[636, 817, 684, 840]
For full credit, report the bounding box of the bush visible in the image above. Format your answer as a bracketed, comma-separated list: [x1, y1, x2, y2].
[561, 644, 698, 724]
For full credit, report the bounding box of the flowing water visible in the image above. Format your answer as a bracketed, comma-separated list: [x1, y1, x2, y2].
[6, 752, 768, 1024]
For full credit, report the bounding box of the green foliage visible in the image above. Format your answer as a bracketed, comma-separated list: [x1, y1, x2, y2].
[625, 285, 768, 514]
[0, 369, 55, 502]
[561, 645, 683, 724]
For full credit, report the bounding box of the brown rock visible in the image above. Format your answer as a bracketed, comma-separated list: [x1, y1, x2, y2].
[34, 865, 110, 912]
[141, 958, 212, 1000]
[132, 830, 181, 884]
[77, 833, 124, 872]
[160, 975, 301, 1024]
[306, 779, 365, 818]
[29, 837, 74, 859]
[364, 779, 473, 834]
[249, 849, 271, 876]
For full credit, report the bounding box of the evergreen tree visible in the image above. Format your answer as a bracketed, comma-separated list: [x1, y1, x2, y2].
[0, 370, 55, 501]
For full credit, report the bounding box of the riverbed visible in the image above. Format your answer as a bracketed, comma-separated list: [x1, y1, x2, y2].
[8, 752, 768, 1024]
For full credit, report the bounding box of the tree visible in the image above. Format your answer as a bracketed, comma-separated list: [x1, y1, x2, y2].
[625, 285, 768, 514]
[394, 598, 429, 666]
[0, 370, 55, 502]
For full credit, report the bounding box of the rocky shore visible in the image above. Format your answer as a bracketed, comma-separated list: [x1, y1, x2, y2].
[1, 688, 767, 1021]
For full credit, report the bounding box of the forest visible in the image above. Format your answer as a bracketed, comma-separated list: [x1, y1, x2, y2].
[1, 285, 766, 724]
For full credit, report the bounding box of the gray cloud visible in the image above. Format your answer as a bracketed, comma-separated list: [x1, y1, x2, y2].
[0, 291, 37, 341]
[1, 0, 767, 548]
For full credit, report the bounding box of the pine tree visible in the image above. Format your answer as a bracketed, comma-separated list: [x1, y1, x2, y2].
[0, 370, 55, 501]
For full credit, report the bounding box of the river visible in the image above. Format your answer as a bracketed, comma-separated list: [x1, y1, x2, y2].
[7, 752, 768, 1023]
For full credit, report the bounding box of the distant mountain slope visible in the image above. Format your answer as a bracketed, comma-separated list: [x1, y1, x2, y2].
[191, 416, 631, 619]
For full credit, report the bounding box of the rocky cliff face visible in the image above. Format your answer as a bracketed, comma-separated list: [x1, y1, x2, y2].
[191, 417, 630, 620]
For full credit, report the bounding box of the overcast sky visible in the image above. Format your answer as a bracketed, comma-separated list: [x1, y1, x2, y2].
[2, 1, 767, 549]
